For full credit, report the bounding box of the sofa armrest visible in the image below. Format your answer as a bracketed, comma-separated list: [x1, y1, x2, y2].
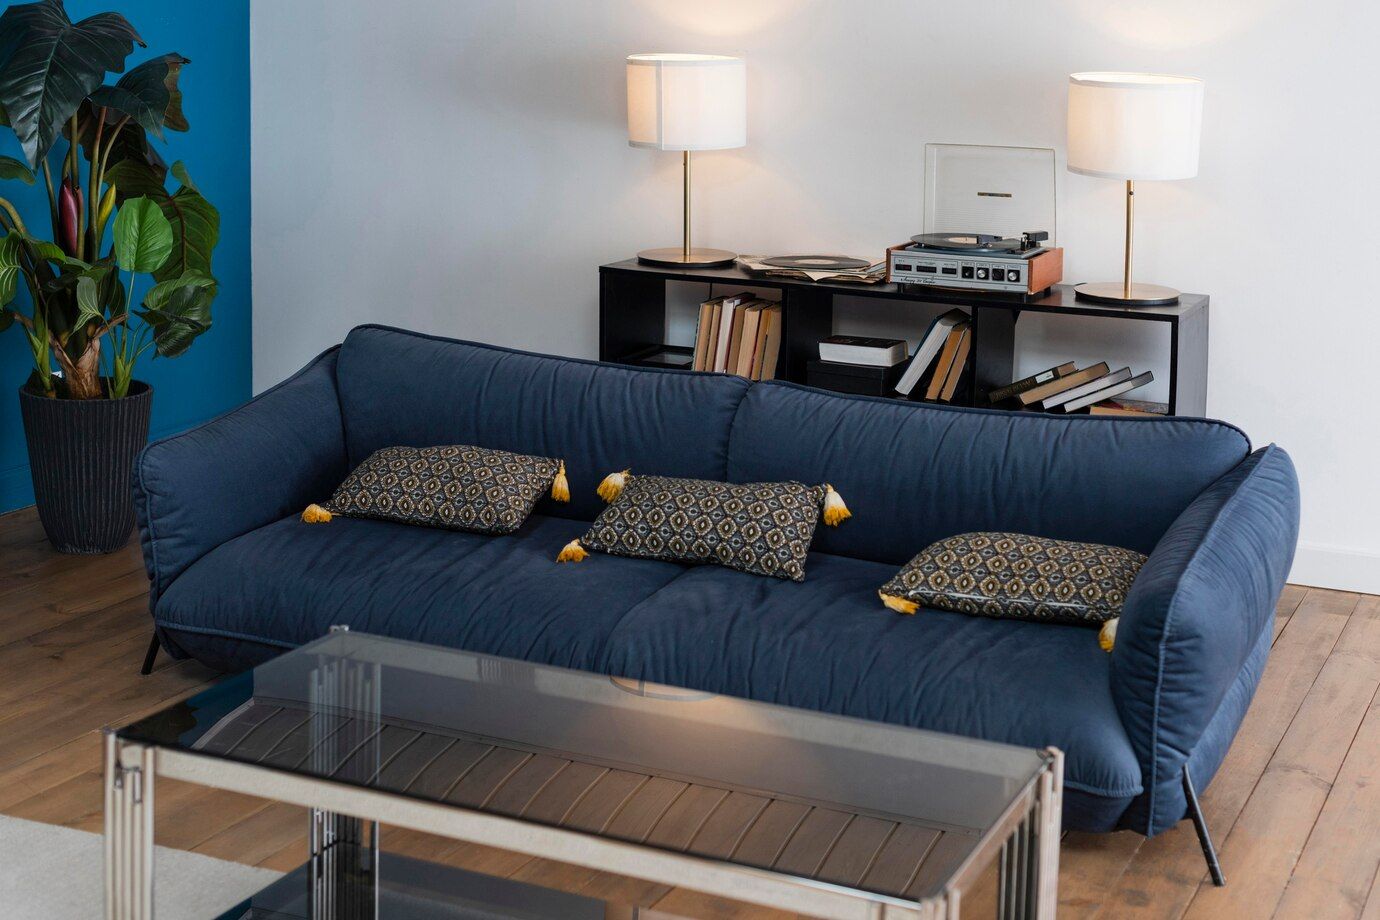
[1110, 445, 1300, 835]
[133, 347, 349, 602]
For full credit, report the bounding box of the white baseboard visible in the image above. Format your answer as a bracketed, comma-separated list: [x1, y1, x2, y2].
[1290, 543, 1380, 596]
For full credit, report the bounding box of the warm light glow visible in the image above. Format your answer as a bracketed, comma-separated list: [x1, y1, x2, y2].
[1066, 72, 1204, 181]
[626, 53, 747, 151]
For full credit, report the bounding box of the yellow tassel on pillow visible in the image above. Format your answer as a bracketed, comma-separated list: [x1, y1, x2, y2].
[597, 470, 630, 503]
[301, 503, 333, 524]
[556, 539, 588, 563]
[551, 461, 571, 503]
[822, 484, 851, 527]
[1099, 618, 1118, 652]
[879, 591, 918, 615]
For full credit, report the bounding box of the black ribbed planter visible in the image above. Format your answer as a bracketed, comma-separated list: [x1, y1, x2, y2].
[18, 381, 153, 554]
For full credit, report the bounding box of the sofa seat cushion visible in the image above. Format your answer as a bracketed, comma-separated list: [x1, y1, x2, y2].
[601, 551, 1143, 809]
[155, 513, 685, 672]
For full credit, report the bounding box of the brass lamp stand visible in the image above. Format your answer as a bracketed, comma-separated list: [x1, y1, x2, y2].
[637, 150, 737, 269]
[1073, 179, 1181, 306]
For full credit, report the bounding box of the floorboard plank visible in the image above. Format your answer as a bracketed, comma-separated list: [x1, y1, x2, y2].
[1273, 583, 1309, 644]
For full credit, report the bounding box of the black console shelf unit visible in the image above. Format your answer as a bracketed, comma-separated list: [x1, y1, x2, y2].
[599, 259, 1209, 417]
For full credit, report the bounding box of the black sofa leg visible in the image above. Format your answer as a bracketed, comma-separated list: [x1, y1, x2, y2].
[1182, 764, 1226, 886]
[140, 632, 160, 676]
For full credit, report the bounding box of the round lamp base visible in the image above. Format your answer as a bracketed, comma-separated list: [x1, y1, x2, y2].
[1074, 281, 1181, 306]
[637, 246, 738, 269]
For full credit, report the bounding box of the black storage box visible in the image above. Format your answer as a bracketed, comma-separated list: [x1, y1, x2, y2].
[806, 359, 905, 397]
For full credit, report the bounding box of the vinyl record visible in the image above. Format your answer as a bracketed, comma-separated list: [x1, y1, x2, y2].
[910, 233, 1021, 253]
[761, 255, 872, 271]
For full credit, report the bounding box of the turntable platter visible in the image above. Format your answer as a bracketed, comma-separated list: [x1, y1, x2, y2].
[910, 233, 1023, 253]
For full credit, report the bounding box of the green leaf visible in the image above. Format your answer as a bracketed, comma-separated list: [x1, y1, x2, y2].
[0, 154, 34, 184]
[28, 236, 85, 268]
[103, 160, 217, 281]
[136, 270, 214, 358]
[74, 274, 103, 329]
[142, 267, 214, 310]
[170, 161, 196, 192]
[87, 84, 162, 139]
[0, 231, 22, 305]
[112, 196, 173, 273]
[116, 52, 189, 132]
[0, 1, 144, 165]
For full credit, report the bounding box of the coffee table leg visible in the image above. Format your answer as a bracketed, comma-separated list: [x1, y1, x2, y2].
[310, 808, 380, 920]
[104, 733, 154, 920]
[994, 748, 1062, 920]
[1033, 748, 1063, 919]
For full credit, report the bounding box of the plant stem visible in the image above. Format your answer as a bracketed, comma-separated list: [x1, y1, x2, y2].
[71, 115, 85, 261]
[86, 107, 105, 257]
[0, 197, 28, 235]
[40, 158, 57, 235]
[98, 116, 129, 183]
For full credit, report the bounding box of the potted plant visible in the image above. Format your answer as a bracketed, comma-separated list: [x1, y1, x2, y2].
[0, 0, 220, 553]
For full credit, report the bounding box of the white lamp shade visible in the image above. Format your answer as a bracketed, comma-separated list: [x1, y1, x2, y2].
[1067, 72, 1204, 180]
[627, 53, 746, 151]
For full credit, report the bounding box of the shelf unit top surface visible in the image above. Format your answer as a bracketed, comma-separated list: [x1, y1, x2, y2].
[601, 258, 1207, 320]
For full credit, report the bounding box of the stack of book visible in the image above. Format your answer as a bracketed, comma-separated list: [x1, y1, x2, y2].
[894, 309, 972, 403]
[988, 361, 1160, 414]
[691, 292, 783, 380]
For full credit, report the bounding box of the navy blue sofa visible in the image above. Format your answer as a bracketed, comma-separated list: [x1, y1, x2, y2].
[133, 325, 1299, 838]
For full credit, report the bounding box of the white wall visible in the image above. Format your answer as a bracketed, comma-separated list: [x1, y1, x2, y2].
[251, 0, 1380, 593]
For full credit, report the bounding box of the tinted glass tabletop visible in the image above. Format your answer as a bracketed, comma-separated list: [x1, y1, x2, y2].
[118, 630, 1048, 901]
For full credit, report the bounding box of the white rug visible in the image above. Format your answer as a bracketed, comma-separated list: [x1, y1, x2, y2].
[0, 814, 282, 919]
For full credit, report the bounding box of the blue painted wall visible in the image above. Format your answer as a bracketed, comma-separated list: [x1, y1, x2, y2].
[0, 0, 250, 513]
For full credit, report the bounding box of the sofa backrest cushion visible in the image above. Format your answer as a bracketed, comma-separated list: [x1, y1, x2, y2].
[335, 326, 751, 521]
[727, 382, 1252, 564]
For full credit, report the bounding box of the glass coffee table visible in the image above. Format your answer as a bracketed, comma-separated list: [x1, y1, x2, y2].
[105, 628, 1062, 919]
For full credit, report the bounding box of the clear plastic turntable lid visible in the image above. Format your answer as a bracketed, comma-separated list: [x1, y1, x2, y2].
[923, 144, 1057, 245]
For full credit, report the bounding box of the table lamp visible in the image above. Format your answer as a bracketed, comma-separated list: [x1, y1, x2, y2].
[1066, 72, 1204, 305]
[626, 53, 746, 268]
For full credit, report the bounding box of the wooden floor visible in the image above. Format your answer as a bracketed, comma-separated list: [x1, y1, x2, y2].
[2, 503, 1379, 919]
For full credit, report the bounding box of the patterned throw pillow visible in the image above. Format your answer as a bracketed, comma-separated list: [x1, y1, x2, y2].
[556, 472, 850, 582]
[877, 532, 1145, 632]
[300, 444, 569, 535]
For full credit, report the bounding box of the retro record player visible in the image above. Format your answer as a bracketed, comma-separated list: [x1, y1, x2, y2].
[887, 144, 1064, 297]
[888, 230, 1064, 296]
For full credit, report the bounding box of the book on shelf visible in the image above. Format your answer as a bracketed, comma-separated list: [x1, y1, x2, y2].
[817, 335, 908, 367]
[1018, 362, 1111, 406]
[692, 297, 720, 371]
[895, 309, 969, 396]
[709, 291, 755, 372]
[757, 305, 783, 380]
[1062, 370, 1154, 412]
[1089, 397, 1168, 417]
[735, 304, 766, 378]
[1040, 366, 1133, 411]
[988, 361, 1077, 404]
[924, 322, 971, 401]
[725, 303, 749, 372]
[939, 326, 972, 403]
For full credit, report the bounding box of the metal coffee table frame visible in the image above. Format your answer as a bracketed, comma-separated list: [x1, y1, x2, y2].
[104, 729, 1061, 919]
